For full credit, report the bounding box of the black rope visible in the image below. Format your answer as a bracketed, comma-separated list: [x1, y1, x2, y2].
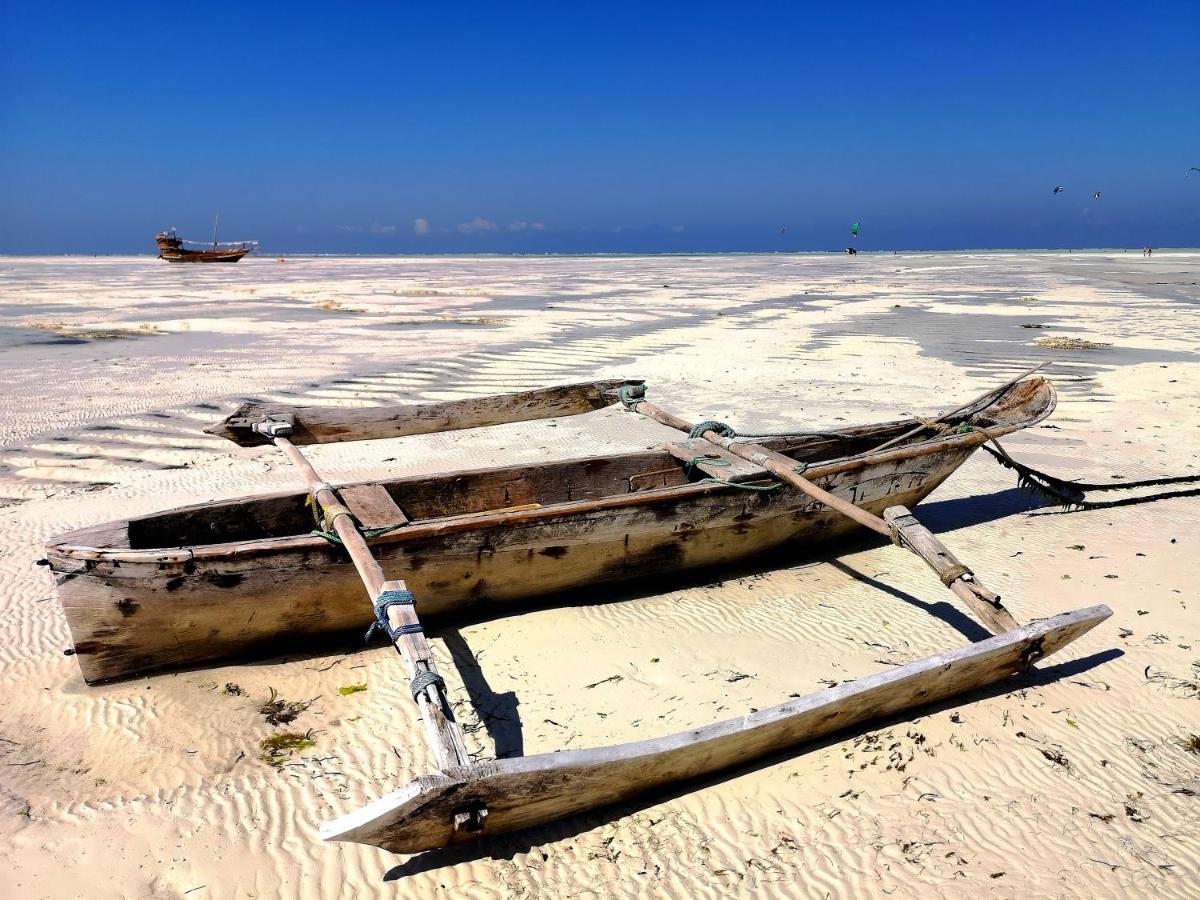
[983, 441, 1200, 510]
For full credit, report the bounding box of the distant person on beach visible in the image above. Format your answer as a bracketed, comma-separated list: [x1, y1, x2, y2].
[846, 247, 857, 255]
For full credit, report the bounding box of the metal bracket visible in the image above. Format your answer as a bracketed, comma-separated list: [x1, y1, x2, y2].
[252, 414, 295, 439]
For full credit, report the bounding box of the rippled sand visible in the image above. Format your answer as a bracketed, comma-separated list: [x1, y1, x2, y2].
[1, 252, 1197, 898]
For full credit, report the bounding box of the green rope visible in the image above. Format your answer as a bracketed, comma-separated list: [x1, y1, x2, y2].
[689, 420, 736, 439]
[309, 522, 409, 546]
[684, 455, 731, 473]
[618, 384, 646, 410]
[697, 477, 784, 492]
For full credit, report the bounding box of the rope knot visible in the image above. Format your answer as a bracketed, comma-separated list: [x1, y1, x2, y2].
[938, 563, 973, 587]
[617, 384, 646, 410]
[689, 420, 736, 439]
[365, 588, 417, 643]
[410, 670, 446, 702]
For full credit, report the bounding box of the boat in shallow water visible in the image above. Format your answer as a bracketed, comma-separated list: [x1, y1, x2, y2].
[155, 218, 256, 262]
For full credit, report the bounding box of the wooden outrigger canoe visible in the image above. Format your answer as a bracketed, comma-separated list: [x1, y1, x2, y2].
[43, 374, 1111, 855]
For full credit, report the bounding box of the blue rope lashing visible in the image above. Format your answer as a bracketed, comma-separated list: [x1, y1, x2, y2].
[365, 588, 417, 643]
[410, 670, 446, 702]
[617, 384, 646, 410]
[689, 420, 736, 439]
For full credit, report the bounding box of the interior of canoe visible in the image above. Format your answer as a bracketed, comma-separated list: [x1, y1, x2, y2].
[98, 377, 1049, 552]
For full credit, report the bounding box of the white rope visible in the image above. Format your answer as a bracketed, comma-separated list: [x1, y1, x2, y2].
[174, 238, 258, 247]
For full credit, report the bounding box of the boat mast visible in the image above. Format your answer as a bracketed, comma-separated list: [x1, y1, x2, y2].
[212, 213, 220, 249]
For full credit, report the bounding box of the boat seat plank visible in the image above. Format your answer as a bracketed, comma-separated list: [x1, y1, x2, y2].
[664, 439, 771, 482]
[340, 484, 409, 530]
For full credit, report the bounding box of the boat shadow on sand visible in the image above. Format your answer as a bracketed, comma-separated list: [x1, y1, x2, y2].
[382, 644, 1122, 880]
[383, 484, 1058, 769]
[358, 485, 1117, 875]
[365, 485, 1059, 807]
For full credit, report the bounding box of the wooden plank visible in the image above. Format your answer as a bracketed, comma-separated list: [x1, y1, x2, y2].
[664, 439, 770, 482]
[321, 604, 1111, 853]
[340, 484, 409, 530]
[206, 379, 644, 446]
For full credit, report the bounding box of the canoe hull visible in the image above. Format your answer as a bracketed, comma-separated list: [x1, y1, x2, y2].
[53, 448, 971, 682]
[159, 248, 252, 262]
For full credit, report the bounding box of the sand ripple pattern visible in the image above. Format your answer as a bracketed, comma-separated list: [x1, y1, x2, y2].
[0, 252, 1198, 898]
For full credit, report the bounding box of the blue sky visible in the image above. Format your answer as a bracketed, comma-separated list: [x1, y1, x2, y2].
[1, 1, 1197, 253]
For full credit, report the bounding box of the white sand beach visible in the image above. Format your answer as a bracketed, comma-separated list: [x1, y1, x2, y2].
[0, 251, 1197, 898]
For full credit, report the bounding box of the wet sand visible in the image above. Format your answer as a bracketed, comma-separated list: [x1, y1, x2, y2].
[1, 251, 1197, 898]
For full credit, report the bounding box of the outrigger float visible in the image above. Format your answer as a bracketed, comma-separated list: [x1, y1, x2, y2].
[45, 373, 1110, 854]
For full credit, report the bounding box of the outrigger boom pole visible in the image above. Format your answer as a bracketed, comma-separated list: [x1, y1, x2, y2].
[251, 414, 486, 831]
[622, 387, 1022, 637]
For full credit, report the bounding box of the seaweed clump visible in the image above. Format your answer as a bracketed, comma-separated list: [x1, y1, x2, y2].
[259, 730, 317, 767]
[259, 687, 313, 726]
[1033, 336, 1111, 350]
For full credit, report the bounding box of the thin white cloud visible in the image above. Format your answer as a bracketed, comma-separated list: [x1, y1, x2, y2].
[457, 217, 500, 235]
[336, 224, 364, 233]
[507, 220, 547, 232]
[671, 224, 686, 233]
[369, 222, 397, 235]
[413, 217, 430, 236]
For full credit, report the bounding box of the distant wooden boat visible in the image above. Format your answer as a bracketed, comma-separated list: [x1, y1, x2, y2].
[156, 215, 256, 263]
[43, 374, 1112, 855]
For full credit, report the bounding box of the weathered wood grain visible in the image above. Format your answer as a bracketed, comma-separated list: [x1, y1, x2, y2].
[884, 505, 1019, 634]
[321, 604, 1111, 853]
[207, 379, 644, 446]
[663, 439, 770, 482]
[341, 484, 410, 530]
